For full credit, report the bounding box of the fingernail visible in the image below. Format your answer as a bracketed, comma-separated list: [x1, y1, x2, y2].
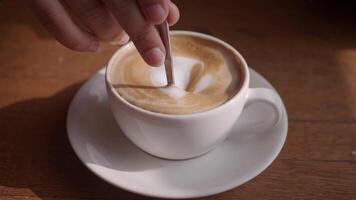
[145, 47, 164, 67]
[146, 4, 165, 22]
[110, 33, 130, 46]
[88, 40, 100, 52]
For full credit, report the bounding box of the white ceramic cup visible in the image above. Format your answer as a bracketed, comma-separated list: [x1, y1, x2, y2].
[105, 31, 283, 160]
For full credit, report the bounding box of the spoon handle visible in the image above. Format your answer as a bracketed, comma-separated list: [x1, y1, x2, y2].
[157, 21, 174, 86]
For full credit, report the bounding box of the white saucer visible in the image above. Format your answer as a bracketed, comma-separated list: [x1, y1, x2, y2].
[67, 68, 288, 199]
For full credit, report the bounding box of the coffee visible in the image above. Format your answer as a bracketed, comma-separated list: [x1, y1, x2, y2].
[109, 34, 243, 114]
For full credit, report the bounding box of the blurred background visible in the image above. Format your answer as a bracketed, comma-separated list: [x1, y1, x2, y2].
[0, 0, 355, 199]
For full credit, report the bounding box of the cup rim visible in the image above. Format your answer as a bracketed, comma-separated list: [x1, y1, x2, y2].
[105, 30, 249, 119]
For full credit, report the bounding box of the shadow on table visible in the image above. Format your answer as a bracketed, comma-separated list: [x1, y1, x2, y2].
[0, 83, 167, 200]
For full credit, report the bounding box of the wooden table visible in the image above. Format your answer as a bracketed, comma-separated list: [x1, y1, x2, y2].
[1, 0, 355, 199]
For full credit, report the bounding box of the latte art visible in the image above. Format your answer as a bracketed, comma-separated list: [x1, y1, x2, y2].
[149, 56, 207, 96]
[109, 35, 242, 114]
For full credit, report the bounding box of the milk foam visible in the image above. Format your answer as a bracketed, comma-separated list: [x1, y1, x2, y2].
[193, 74, 213, 94]
[111, 34, 241, 114]
[149, 56, 212, 98]
[160, 85, 187, 98]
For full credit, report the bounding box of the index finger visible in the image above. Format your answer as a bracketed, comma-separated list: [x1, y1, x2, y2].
[104, 0, 165, 66]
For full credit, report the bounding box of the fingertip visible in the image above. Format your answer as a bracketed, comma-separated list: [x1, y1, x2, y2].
[109, 33, 130, 46]
[137, 0, 169, 24]
[64, 36, 100, 52]
[87, 39, 100, 52]
[167, 2, 180, 26]
[145, 4, 168, 24]
[144, 47, 165, 67]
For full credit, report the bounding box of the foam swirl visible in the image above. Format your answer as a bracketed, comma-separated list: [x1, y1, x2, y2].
[110, 35, 241, 114]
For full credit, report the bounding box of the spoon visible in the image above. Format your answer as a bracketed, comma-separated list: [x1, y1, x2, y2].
[156, 20, 175, 86]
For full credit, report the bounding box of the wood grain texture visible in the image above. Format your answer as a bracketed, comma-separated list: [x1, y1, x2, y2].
[0, 0, 356, 199]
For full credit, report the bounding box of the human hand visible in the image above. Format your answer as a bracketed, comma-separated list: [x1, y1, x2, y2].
[28, 0, 180, 66]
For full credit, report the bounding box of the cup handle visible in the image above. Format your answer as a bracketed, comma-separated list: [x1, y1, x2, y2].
[244, 88, 283, 131]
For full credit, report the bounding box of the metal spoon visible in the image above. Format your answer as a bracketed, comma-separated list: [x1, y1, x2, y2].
[156, 20, 174, 86]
